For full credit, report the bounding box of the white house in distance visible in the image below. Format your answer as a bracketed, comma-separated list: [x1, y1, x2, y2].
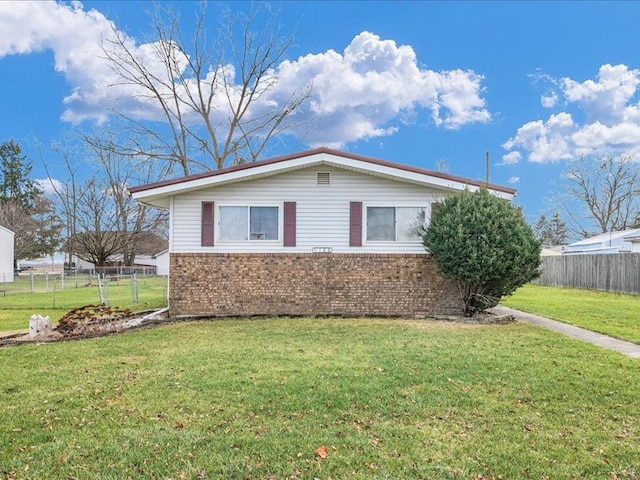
[71, 232, 168, 273]
[153, 250, 169, 276]
[130, 147, 516, 318]
[563, 228, 640, 255]
[0, 224, 15, 283]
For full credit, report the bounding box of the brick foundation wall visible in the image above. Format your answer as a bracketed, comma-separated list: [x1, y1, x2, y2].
[169, 253, 462, 317]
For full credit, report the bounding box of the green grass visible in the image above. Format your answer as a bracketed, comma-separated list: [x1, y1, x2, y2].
[502, 284, 640, 344]
[0, 276, 168, 332]
[1, 318, 639, 479]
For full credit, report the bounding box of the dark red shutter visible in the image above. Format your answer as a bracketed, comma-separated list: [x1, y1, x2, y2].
[201, 201, 214, 246]
[349, 201, 362, 247]
[283, 202, 296, 247]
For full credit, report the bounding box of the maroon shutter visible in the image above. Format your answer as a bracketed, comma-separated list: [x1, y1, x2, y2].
[349, 201, 362, 247]
[201, 201, 214, 246]
[283, 202, 296, 247]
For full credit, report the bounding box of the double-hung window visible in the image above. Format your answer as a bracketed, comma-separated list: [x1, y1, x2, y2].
[366, 206, 426, 242]
[219, 205, 279, 241]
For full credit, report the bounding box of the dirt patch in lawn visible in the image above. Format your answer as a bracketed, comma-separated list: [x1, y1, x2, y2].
[0, 305, 170, 347]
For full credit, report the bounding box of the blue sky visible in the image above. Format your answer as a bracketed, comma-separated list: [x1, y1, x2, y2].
[2, 1, 640, 226]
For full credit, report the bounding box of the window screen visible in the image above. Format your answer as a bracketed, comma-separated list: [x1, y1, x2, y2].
[366, 206, 426, 242]
[219, 206, 279, 241]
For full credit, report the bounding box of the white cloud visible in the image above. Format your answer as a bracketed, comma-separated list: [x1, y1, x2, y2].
[505, 64, 640, 162]
[36, 177, 63, 195]
[503, 112, 575, 163]
[277, 32, 491, 146]
[541, 91, 558, 108]
[500, 151, 521, 165]
[508, 176, 520, 184]
[0, 1, 129, 123]
[0, 3, 491, 148]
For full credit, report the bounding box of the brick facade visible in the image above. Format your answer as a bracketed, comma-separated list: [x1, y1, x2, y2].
[169, 253, 462, 317]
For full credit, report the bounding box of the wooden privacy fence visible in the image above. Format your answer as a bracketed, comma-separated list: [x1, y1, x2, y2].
[533, 253, 640, 294]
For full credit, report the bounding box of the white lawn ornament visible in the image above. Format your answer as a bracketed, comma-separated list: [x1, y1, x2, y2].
[29, 314, 53, 339]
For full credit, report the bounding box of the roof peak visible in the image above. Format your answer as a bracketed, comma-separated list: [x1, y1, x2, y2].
[129, 146, 516, 196]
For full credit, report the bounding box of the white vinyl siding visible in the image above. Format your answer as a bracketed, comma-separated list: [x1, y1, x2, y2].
[170, 165, 446, 254]
[0, 225, 14, 283]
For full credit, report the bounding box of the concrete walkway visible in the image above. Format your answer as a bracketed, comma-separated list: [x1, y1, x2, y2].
[494, 306, 640, 358]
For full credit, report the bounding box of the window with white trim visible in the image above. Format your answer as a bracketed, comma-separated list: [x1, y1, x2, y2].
[366, 206, 426, 242]
[218, 206, 280, 241]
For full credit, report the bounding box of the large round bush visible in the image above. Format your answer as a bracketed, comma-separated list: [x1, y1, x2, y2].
[423, 188, 541, 316]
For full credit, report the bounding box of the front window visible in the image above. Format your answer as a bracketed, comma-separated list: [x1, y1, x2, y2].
[219, 206, 279, 241]
[366, 206, 426, 242]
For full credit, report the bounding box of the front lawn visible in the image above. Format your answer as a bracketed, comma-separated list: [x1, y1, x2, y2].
[502, 284, 640, 344]
[1, 318, 638, 479]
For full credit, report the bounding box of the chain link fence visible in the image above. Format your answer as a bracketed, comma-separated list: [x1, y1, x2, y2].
[0, 270, 164, 306]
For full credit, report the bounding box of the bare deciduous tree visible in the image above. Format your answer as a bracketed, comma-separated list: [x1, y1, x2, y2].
[66, 176, 127, 267]
[48, 137, 86, 267]
[47, 135, 167, 268]
[99, 3, 311, 176]
[560, 155, 640, 237]
[90, 139, 167, 266]
[62, 172, 167, 268]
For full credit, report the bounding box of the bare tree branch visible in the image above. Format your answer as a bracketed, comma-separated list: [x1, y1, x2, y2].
[99, 2, 311, 174]
[49, 133, 167, 268]
[559, 155, 640, 237]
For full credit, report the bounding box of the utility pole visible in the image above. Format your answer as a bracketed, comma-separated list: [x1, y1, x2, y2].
[485, 151, 490, 185]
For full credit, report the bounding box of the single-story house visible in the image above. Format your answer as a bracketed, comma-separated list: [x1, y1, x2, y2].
[71, 232, 168, 273]
[153, 250, 170, 276]
[623, 231, 640, 253]
[0, 224, 14, 283]
[73, 253, 163, 273]
[130, 147, 516, 318]
[563, 229, 640, 255]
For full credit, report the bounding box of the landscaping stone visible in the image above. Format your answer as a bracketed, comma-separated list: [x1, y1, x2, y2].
[29, 315, 53, 339]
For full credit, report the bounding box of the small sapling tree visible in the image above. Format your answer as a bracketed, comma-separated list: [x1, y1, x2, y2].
[423, 188, 541, 316]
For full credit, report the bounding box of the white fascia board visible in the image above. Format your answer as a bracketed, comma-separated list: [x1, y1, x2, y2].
[321, 153, 514, 199]
[131, 151, 514, 208]
[131, 155, 326, 208]
[0, 224, 14, 236]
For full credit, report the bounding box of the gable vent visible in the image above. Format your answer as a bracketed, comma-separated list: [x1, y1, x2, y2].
[316, 172, 331, 185]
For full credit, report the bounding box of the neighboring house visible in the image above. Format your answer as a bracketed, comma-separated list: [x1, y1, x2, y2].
[622, 231, 640, 253]
[130, 147, 516, 318]
[71, 232, 168, 272]
[153, 250, 169, 276]
[73, 253, 162, 272]
[0, 224, 14, 283]
[563, 229, 640, 255]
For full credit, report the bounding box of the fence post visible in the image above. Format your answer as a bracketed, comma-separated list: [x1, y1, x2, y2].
[132, 272, 139, 305]
[30, 272, 34, 293]
[96, 274, 109, 305]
